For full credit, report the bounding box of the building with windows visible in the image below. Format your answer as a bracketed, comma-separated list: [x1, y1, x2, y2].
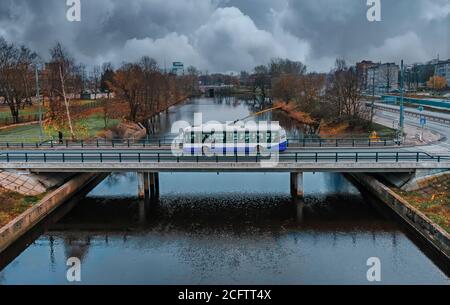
[356, 60, 378, 91]
[367, 63, 399, 94]
[436, 59, 450, 87]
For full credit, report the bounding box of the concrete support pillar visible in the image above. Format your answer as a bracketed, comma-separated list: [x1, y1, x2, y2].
[143, 172, 150, 204]
[149, 172, 156, 200]
[290, 172, 304, 199]
[154, 172, 160, 200]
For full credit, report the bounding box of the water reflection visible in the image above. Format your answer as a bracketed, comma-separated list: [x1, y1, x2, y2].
[1, 189, 447, 284]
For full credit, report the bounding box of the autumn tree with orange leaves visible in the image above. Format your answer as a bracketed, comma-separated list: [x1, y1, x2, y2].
[427, 75, 447, 92]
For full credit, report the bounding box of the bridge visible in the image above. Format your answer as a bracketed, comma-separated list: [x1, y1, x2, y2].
[0, 150, 448, 173]
[199, 85, 234, 97]
[1, 148, 449, 201]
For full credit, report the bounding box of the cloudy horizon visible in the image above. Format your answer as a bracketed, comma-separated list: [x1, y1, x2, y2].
[0, 0, 449, 73]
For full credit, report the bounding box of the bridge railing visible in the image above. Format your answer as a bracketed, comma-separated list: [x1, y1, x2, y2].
[1, 151, 448, 164]
[0, 136, 399, 149]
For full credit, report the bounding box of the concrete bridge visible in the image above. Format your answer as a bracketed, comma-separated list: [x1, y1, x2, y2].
[0, 149, 448, 201]
[0, 150, 448, 173]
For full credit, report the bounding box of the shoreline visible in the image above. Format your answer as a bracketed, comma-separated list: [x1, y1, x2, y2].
[349, 173, 450, 262]
[0, 172, 105, 254]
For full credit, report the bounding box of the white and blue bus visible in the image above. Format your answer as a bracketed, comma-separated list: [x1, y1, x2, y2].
[180, 122, 288, 155]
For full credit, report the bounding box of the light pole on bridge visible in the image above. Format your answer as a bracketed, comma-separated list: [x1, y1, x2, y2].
[398, 60, 405, 143]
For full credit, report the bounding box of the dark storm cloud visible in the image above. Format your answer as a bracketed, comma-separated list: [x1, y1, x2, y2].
[280, 0, 450, 66]
[0, 0, 448, 72]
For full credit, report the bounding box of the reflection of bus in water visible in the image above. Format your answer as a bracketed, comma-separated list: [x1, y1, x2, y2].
[180, 122, 287, 155]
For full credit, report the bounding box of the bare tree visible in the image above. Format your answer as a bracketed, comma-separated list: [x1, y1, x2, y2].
[89, 65, 101, 99]
[269, 58, 307, 77]
[0, 38, 37, 123]
[327, 59, 367, 126]
[42, 42, 80, 139]
[272, 74, 298, 104]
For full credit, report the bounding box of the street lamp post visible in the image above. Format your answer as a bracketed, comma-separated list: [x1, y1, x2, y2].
[371, 71, 375, 123]
[35, 64, 43, 140]
[399, 60, 405, 143]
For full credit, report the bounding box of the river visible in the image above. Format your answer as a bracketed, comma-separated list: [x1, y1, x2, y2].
[0, 97, 448, 284]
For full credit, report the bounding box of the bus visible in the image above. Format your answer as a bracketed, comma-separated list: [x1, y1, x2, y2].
[180, 122, 288, 155]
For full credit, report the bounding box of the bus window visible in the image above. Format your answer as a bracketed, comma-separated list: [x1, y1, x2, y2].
[213, 132, 224, 142]
[238, 132, 246, 143]
[250, 132, 257, 143]
[227, 132, 234, 143]
[272, 131, 279, 142]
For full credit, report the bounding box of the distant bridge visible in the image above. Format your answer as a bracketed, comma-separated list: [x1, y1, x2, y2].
[199, 85, 234, 97]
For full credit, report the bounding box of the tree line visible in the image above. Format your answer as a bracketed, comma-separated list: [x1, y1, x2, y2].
[241, 57, 369, 128]
[0, 37, 199, 139]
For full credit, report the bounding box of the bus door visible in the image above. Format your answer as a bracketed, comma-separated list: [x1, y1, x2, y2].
[190, 131, 195, 155]
[223, 131, 227, 155]
[245, 130, 250, 155]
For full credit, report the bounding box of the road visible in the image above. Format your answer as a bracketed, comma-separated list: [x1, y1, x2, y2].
[373, 103, 450, 155]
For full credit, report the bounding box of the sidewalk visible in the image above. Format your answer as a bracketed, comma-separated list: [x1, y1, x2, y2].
[373, 115, 442, 146]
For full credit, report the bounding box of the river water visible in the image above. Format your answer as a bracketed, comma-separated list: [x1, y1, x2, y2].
[0, 97, 448, 284]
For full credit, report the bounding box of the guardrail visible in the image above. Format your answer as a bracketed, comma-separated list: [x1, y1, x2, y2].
[1, 151, 448, 164]
[0, 136, 399, 149]
[372, 104, 450, 125]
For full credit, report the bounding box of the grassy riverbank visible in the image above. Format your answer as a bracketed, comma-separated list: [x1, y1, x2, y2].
[274, 101, 397, 138]
[0, 101, 121, 142]
[0, 189, 43, 227]
[393, 176, 450, 234]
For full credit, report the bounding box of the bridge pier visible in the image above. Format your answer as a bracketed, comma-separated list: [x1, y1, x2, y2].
[138, 172, 160, 202]
[154, 172, 160, 199]
[150, 172, 156, 200]
[138, 173, 146, 200]
[143, 172, 150, 203]
[290, 172, 304, 199]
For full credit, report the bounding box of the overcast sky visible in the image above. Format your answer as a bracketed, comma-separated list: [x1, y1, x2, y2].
[0, 0, 449, 73]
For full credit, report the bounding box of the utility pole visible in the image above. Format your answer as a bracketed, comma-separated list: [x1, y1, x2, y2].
[399, 60, 405, 142]
[35, 64, 43, 140]
[371, 69, 375, 123]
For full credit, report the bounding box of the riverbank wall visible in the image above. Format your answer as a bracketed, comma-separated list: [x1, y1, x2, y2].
[349, 173, 450, 261]
[0, 172, 102, 253]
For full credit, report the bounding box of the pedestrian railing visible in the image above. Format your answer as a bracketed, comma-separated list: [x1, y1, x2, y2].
[0, 136, 399, 149]
[0, 151, 448, 164]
